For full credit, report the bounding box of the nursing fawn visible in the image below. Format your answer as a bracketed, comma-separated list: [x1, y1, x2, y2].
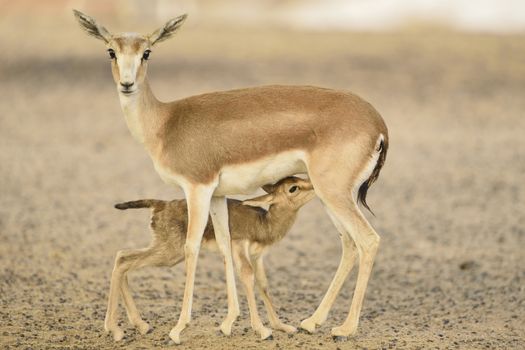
[105, 177, 314, 341]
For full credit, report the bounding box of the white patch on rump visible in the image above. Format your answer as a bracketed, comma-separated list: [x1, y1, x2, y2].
[351, 134, 384, 201]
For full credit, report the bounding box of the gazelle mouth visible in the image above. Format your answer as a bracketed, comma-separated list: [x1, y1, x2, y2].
[120, 90, 137, 95]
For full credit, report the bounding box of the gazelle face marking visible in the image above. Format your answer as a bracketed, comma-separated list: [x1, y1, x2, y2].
[107, 34, 151, 96]
[73, 10, 187, 96]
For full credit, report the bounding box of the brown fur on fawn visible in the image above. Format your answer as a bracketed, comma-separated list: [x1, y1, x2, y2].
[105, 176, 315, 341]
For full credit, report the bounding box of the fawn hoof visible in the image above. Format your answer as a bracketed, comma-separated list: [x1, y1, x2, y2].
[300, 318, 317, 333]
[264, 334, 274, 341]
[112, 327, 125, 342]
[136, 320, 151, 335]
[104, 322, 124, 342]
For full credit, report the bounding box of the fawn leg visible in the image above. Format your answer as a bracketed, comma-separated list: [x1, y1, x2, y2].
[233, 242, 272, 340]
[252, 255, 297, 333]
[105, 248, 163, 341]
[120, 247, 184, 335]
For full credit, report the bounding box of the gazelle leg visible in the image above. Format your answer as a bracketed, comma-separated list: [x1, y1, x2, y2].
[232, 242, 272, 340]
[209, 196, 240, 336]
[169, 185, 215, 344]
[327, 203, 380, 337]
[105, 247, 168, 341]
[252, 255, 297, 333]
[300, 212, 358, 333]
[120, 250, 184, 335]
[304, 142, 382, 337]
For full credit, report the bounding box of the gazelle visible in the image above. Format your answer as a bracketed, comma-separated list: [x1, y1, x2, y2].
[106, 177, 314, 341]
[74, 10, 389, 344]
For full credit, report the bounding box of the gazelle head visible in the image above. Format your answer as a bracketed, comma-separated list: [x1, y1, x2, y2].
[243, 176, 315, 211]
[73, 10, 187, 96]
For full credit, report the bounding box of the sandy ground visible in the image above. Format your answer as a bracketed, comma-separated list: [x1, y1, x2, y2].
[1, 18, 524, 349]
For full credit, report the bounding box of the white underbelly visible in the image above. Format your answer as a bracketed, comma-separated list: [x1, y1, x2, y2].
[214, 150, 308, 196]
[151, 150, 308, 196]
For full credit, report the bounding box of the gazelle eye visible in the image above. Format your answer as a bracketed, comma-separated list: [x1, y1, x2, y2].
[107, 49, 116, 59]
[289, 186, 298, 193]
[142, 50, 151, 61]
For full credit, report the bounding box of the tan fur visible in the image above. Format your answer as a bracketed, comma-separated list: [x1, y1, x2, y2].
[104, 177, 314, 341]
[75, 10, 389, 343]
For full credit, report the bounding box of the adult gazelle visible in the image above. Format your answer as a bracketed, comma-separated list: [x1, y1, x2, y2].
[74, 10, 389, 344]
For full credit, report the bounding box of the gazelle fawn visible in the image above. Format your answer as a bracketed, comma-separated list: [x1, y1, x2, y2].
[74, 10, 389, 343]
[105, 177, 314, 341]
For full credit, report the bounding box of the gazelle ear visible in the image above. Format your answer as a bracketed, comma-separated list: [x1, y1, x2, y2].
[242, 193, 275, 208]
[149, 14, 188, 46]
[73, 10, 111, 43]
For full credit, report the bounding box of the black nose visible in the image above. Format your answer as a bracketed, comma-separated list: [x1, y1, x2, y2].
[120, 82, 134, 89]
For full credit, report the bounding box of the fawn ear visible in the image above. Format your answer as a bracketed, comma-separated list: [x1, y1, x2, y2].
[297, 178, 314, 190]
[73, 10, 111, 43]
[262, 183, 277, 193]
[242, 193, 275, 208]
[149, 14, 187, 45]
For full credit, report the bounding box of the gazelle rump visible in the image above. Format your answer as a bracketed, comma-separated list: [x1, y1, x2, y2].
[74, 10, 389, 343]
[105, 177, 314, 341]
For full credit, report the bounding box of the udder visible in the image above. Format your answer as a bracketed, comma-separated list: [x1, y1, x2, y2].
[214, 150, 308, 196]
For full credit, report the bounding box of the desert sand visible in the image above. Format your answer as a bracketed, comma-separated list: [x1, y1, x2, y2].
[1, 14, 524, 350]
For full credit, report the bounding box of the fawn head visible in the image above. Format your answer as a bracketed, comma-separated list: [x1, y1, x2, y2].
[243, 177, 315, 211]
[73, 10, 187, 96]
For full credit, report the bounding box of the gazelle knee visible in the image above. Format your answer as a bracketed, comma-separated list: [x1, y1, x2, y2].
[114, 250, 131, 270]
[355, 233, 380, 258]
[239, 264, 255, 285]
[215, 235, 232, 255]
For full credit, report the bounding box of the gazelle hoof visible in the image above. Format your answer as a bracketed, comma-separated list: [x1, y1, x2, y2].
[259, 327, 273, 340]
[220, 321, 233, 336]
[331, 325, 356, 338]
[169, 328, 182, 345]
[277, 323, 297, 334]
[332, 335, 348, 342]
[299, 318, 317, 333]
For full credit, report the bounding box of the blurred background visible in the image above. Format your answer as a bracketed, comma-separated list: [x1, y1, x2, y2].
[1, 1, 524, 349]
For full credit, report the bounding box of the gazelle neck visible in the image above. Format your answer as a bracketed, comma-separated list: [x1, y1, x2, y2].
[118, 78, 164, 145]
